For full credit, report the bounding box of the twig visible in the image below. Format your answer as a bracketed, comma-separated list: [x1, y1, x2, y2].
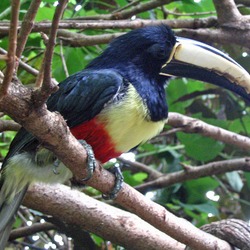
[0, 0, 20, 96]
[117, 157, 162, 180]
[168, 112, 250, 151]
[136, 157, 250, 192]
[41, 0, 68, 94]
[71, 0, 173, 20]
[33, 0, 68, 105]
[58, 29, 123, 46]
[16, 0, 42, 62]
[9, 222, 56, 241]
[112, 0, 141, 14]
[162, 7, 216, 17]
[59, 40, 69, 77]
[0, 119, 21, 132]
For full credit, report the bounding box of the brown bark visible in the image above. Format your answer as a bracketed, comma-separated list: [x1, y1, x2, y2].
[23, 183, 185, 250]
[201, 219, 250, 250]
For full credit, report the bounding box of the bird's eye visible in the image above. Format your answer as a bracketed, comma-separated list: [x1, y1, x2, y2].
[147, 44, 168, 60]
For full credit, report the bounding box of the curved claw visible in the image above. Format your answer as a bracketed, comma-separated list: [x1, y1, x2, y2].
[102, 165, 124, 200]
[53, 159, 60, 175]
[78, 140, 97, 181]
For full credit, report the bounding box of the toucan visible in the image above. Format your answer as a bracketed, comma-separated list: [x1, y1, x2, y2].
[0, 25, 250, 248]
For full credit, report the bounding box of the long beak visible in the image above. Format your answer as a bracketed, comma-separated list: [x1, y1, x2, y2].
[161, 37, 250, 101]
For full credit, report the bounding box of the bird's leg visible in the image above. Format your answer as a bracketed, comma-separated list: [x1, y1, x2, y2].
[35, 147, 57, 167]
[78, 140, 96, 181]
[35, 140, 96, 181]
[102, 165, 124, 200]
[53, 159, 61, 175]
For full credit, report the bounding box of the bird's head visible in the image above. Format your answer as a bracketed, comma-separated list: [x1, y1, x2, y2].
[87, 25, 176, 78]
[88, 25, 250, 102]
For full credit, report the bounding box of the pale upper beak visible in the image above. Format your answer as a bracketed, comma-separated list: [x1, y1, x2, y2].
[161, 37, 250, 101]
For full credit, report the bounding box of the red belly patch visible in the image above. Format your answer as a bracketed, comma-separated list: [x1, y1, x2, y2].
[70, 118, 121, 163]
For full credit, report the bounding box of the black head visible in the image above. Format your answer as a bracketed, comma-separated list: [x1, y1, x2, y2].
[87, 25, 176, 79]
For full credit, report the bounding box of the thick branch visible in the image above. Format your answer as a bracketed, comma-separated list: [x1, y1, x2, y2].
[0, 81, 232, 250]
[23, 183, 185, 250]
[201, 219, 250, 250]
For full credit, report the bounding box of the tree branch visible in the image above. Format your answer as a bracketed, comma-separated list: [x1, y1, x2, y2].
[136, 157, 250, 192]
[0, 80, 232, 249]
[176, 27, 250, 49]
[23, 183, 185, 250]
[72, 0, 173, 20]
[213, 0, 242, 23]
[168, 112, 250, 151]
[0, 18, 218, 37]
[0, 0, 20, 96]
[16, 0, 42, 61]
[33, 0, 68, 106]
[0, 119, 21, 132]
[201, 219, 250, 250]
[9, 222, 56, 241]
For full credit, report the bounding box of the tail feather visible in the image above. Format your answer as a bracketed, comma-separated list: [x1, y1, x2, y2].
[0, 217, 14, 250]
[0, 187, 28, 249]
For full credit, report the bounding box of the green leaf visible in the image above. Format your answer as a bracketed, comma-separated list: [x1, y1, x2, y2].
[177, 132, 224, 162]
[184, 177, 219, 204]
[35, 6, 55, 21]
[177, 200, 219, 216]
[226, 171, 243, 192]
[244, 172, 250, 189]
[123, 171, 147, 186]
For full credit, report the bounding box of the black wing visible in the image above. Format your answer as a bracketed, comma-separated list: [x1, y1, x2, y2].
[3, 69, 125, 162]
[47, 69, 125, 127]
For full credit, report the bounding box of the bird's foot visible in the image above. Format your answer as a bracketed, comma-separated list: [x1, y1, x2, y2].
[78, 140, 97, 181]
[53, 159, 61, 175]
[102, 165, 124, 200]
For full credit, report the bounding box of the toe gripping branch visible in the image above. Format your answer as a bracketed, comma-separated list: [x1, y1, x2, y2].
[79, 140, 124, 199]
[78, 140, 97, 181]
[102, 165, 124, 200]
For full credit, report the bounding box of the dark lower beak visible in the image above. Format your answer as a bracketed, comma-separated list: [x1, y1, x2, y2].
[161, 37, 250, 101]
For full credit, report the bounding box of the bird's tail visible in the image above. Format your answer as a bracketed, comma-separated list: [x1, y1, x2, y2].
[0, 152, 31, 249]
[0, 186, 28, 250]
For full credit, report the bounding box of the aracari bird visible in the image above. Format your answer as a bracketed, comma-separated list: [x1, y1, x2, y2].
[0, 25, 250, 249]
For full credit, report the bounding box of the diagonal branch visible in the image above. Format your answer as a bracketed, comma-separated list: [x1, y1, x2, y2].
[213, 0, 242, 24]
[0, 79, 232, 250]
[23, 183, 185, 250]
[33, 0, 68, 106]
[168, 112, 250, 151]
[0, 0, 20, 96]
[15, 0, 42, 61]
[136, 157, 250, 192]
